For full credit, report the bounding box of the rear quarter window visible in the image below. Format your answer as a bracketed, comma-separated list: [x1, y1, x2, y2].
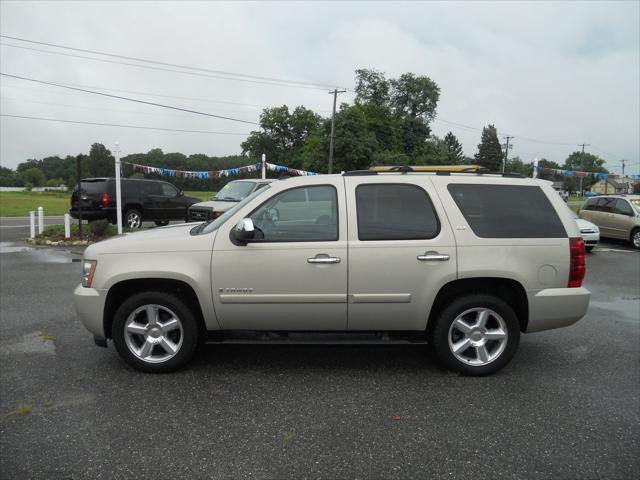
[447, 184, 567, 238]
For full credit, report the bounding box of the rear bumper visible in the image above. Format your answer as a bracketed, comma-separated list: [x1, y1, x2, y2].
[69, 208, 115, 221]
[526, 287, 591, 333]
[73, 284, 107, 338]
[580, 231, 600, 246]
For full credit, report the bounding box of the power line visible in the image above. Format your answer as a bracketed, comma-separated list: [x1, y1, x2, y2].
[1, 114, 251, 135]
[0, 96, 259, 121]
[0, 77, 334, 114]
[0, 72, 260, 125]
[0, 37, 346, 91]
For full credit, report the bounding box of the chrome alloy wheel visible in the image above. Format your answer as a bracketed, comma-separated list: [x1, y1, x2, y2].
[447, 308, 508, 366]
[126, 211, 142, 228]
[633, 230, 640, 249]
[124, 304, 183, 363]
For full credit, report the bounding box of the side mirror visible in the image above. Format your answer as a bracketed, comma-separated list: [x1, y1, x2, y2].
[231, 218, 255, 244]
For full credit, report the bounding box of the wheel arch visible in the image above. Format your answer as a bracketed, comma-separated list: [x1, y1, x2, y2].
[103, 278, 206, 339]
[426, 277, 529, 333]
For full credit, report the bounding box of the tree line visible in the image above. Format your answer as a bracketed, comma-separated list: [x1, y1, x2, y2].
[1, 68, 610, 192]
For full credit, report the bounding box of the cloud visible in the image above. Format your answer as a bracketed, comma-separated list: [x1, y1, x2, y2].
[1, 0, 638, 174]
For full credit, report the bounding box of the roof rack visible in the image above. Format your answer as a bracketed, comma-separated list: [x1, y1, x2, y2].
[343, 165, 525, 178]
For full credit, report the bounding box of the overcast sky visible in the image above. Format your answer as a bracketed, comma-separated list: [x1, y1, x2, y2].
[1, 0, 638, 174]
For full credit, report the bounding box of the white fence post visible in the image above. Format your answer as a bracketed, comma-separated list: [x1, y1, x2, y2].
[64, 213, 71, 239]
[29, 211, 35, 239]
[37, 206, 44, 234]
[115, 142, 123, 235]
[261, 153, 266, 180]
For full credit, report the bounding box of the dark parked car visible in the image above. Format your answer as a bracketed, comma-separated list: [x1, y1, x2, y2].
[70, 178, 201, 228]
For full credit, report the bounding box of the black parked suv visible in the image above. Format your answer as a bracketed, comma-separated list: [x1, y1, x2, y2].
[70, 178, 201, 228]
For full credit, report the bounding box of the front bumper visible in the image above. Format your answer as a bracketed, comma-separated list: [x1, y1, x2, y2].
[73, 284, 108, 338]
[526, 287, 591, 333]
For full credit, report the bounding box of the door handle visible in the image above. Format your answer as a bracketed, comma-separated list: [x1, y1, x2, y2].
[307, 254, 341, 264]
[417, 251, 450, 262]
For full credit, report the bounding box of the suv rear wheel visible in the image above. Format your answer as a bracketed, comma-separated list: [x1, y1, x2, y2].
[124, 208, 143, 228]
[112, 291, 200, 373]
[429, 294, 520, 376]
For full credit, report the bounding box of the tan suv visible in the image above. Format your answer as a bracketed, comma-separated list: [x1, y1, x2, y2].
[74, 168, 590, 375]
[578, 195, 640, 249]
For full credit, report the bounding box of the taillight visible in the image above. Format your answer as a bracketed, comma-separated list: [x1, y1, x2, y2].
[101, 193, 111, 208]
[568, 237, 586, 288]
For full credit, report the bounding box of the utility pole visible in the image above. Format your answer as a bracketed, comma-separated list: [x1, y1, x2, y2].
[328, 88, 346, 174]
[502, 136, 514, 172]
[578, 143, 590, 195]
[621, 159, 628, 193]
[76, 154, 83, 239]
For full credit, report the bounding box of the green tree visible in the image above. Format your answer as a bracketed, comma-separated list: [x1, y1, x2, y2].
[303, 104, 378, 173]
[354, 69, 390, 107]
[21, 167, 45, 187]
[241, 105, 322, 169]
[389, 73, 440, 122]
[88, 143, 115, 177]
[474, 124, 503, 171]
[562, 151, 607, 192]
[505, 156, 532, 177]
[443, 132, 464, 164]
[0, 166, 22, 187]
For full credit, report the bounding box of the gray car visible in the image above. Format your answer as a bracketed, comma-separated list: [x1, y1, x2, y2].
[578, 195, 640, 249]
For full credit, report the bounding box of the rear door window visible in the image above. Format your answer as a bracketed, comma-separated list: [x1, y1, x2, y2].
[355, 184, 440, 240]
[447, 184, 567, 238]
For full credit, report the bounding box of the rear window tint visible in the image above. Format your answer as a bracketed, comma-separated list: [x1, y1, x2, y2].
[447, 184, 567, 238]
[79, 179, 110, 193]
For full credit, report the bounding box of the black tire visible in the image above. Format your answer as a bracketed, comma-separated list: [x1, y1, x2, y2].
[585, 246, 594, 253]
[124, 208, 143, 228]
[428, 294, 520, 376]
[154, 220, 170, 227]
[112, 291, 201, 373]
[631, 228, 640, 250]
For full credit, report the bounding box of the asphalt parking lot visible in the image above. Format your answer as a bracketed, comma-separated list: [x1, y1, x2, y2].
[0, 241, 638, 479]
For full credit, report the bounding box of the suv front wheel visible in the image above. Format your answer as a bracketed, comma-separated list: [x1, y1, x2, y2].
[429, 294, 520, 376]
[112, 291, 200, 373]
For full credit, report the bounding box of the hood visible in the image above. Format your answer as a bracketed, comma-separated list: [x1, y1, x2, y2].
[85, 223, 216, 256]
[190, 200, 237, 212]
[575, 218, 598, 231]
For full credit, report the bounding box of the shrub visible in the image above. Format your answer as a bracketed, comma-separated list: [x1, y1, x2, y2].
[89, 219, 110, 238]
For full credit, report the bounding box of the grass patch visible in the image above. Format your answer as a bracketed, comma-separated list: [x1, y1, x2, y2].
[8, 403, 32, 416]
[0, 190, 216, 217]
[283, 431, 294, 443]
[35, 222, 150, 242]
[0, 191, 71, 217]
[38, 331, 56, 342]
[43, 400, 55, 408]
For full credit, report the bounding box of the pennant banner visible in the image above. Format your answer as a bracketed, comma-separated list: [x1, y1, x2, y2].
[121, 161, 317, 179]
[539, 167, 621, 179]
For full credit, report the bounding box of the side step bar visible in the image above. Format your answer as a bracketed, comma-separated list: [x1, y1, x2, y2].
[205, 331, 428, 345]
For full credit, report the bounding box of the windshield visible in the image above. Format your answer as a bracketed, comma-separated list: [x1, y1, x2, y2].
[213, 181, 255, 201]
[194, 186, 270, 235]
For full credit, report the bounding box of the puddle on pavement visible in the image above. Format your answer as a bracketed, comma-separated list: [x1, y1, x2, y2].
[0, 242, 34, 254]
[0, 242, 75, 263]
[590, 297, 640, 321]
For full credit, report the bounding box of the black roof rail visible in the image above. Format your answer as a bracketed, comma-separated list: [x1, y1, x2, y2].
[342, 170, 378, 176]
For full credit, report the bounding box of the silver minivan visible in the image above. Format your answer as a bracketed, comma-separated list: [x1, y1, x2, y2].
[578, 195, 640, 249]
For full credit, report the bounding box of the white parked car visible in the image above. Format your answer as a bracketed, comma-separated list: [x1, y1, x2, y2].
[573, 212, 599, 252]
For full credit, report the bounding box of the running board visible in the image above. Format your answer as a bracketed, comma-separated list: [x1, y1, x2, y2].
[205, 331, 428, 345]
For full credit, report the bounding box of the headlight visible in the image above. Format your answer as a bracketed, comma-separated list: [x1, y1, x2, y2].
[82, 260, 97, 288]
